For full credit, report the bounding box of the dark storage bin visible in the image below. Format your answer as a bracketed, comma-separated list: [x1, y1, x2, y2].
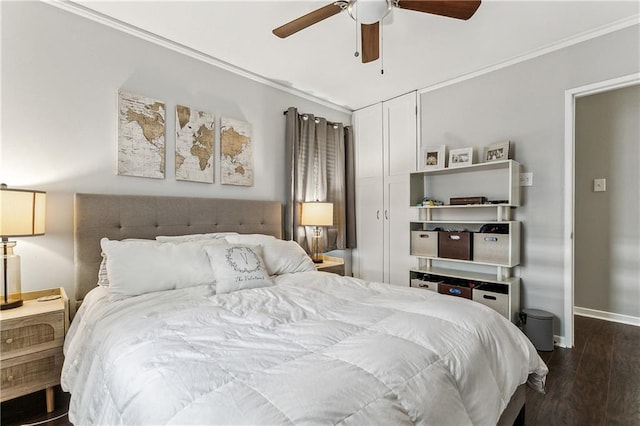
[438, 282, 472, 299]
[521, 308, 554, 352]
[438, 231, 472, 260]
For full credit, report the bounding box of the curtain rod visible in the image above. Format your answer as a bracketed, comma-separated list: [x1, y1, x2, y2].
[283, 109, 348, 128]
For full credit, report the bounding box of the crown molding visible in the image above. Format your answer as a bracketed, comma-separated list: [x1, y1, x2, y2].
[43, 0, 353, 114]
[418, 15, 640, 95]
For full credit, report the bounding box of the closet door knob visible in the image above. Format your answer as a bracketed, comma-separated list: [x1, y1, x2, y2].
[376, 210, 380, 220]
[385, 210, 389, 220]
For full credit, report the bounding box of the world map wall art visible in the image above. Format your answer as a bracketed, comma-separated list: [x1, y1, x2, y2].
[117, 90, 166, 179]
[220, 117, 253, 186]
[175, 105, 215, 183]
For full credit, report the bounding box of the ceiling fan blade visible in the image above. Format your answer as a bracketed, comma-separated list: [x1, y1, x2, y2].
[361, 22, 380, 63]
[396, 0, 481, 20]
[273, 2, 345, 38]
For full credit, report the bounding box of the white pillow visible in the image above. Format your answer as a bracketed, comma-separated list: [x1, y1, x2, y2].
[97, 253, 109, 286]
[224, 233, 277, 245]
[100, 238, 223, 300]
[156, 232, 238, 242]
[204, 244, 273, 294]
[260, 239, 316, 275]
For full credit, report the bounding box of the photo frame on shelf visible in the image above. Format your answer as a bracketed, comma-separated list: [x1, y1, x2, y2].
[448, 147, 473, 168]
[483, 141, 512, 162]
[420, 145, 446, 170]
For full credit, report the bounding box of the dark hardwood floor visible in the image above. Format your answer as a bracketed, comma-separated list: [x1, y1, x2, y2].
[526, 315, 640, 426]
[2, 316, 637, 425]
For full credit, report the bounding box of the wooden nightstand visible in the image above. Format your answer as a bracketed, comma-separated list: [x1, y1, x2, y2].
[316, 255, 345, 276]
[0, 288, 69, 413]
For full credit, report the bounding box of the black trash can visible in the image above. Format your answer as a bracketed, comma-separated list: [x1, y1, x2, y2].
[521, 308, 554, 351]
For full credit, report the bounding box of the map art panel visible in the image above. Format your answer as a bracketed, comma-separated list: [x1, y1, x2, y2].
[220, 117, 253, 186]
[117, 90, 166, 179]
[175, 105, 215, 183]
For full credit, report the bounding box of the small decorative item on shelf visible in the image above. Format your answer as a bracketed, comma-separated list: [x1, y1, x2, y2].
[483, 141, 512, 162]
[448, 147, 474, 168]
[421, 197, 443, 206]
[449, 196, 487, 205]
[420, 145, 446, 170]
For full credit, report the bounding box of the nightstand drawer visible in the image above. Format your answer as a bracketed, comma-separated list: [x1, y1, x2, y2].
[0, 347, 63, 402]
[1, 312, 65, 360]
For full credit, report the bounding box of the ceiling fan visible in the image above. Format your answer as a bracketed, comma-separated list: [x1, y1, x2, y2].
[273, 0, 481, 64]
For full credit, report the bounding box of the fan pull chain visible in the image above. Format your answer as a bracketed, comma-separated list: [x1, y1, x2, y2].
[354, 3, 360, 58]
[380, 19, 384, 74]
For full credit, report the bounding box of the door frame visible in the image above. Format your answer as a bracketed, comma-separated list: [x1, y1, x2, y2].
[563, 72, 639, 348]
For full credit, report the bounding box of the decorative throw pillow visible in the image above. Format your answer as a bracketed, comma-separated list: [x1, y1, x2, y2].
[260, 239, 316, 275]
[101, 238, 223, 300]
[204, 244, 273, 294]
[156, 232, 238, 242]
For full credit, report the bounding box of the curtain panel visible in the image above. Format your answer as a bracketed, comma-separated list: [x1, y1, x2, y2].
[284, 107, 356, 252]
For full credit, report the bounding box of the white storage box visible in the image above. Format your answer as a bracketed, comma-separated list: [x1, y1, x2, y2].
[410, 278, 440, 292]
[411, 231, 438, 257]
[473, 233, 509, 264]
[473, 285, 509, 319]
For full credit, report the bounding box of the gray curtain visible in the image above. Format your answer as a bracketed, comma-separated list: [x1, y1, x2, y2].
[284, 107, 356, 252]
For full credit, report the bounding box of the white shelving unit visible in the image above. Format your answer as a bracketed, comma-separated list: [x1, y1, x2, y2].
[409, 160, 522, 321]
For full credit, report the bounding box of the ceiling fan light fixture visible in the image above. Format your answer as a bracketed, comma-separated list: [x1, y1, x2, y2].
[347, 0, 392, 24]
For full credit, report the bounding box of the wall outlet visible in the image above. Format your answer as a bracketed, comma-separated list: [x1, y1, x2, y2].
[519, 172, 533, 187]
[593, 178, 606, 192]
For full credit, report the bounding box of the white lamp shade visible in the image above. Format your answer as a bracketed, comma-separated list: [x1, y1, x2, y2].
[0, 187, 46, 237]
[300, 202, 333, 227]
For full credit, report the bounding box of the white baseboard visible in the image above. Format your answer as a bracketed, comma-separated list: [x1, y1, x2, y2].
[574, 306, 640, 327]
[553, 334, 568, 348]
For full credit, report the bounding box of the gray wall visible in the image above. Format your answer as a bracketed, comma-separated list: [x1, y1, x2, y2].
[420, 25, 639, 339]
[575, 85, 639, 318]
[0, 1, 351, 301]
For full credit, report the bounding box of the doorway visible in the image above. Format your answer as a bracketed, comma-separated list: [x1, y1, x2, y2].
[564, 74, 640, 347]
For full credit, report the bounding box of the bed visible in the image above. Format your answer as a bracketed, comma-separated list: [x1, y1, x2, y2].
[62, 193, 547, 425]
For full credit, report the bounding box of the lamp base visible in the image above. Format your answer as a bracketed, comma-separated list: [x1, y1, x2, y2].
[1, 299, 23, 310]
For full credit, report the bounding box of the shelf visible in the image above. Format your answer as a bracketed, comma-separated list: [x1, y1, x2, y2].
[411, 220, 515, 225]
[411, 204, 515, 209]
[415, 159, 518, 176]
[412, 255, 519, 268]
[410, 266, 520, 286]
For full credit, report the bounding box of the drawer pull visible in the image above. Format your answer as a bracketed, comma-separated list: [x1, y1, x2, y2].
[419, 283, 430, 288]
[419, 234, 430, 238]
[483, 295, 497, 300]
[449, 235, 461, 240]
[7, 375, 13, 382]
[6, 338, 13, 344]
[484, 237, 498, 242]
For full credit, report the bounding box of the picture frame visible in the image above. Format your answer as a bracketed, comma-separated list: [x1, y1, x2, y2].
[483, 141, 511, 163]
[420, 145, 446, 170]
[448, 147, 473, 168]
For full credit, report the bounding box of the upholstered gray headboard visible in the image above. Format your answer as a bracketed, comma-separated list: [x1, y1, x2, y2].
[74, 193, 283, 305]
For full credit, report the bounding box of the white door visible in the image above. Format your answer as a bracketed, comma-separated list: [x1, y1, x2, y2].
[384, 174, 413, 286]
[383, 92, 417, 285]
[356, 176, 384, 282]
[384, 92, 418, 177]
[353, 103, 383, 280]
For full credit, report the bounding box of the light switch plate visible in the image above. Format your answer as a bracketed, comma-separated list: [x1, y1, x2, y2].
[593, 178, 606, 192]
[519, 172, 533, 187]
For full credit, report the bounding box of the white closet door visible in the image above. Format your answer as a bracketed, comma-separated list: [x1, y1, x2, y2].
[384, 92, 417, 177]
[356, 176, 384, 283]
[354, 103, 383, 180]
[384, 174, 413, 286]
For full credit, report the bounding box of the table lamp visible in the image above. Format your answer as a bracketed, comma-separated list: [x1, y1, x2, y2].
[0, 184, 46, 310]
[300, 202, 333, 263]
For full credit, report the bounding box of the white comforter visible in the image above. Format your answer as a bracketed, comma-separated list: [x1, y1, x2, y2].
[62, 272, 547, 425]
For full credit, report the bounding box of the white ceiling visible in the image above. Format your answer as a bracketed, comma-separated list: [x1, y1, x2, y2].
[70, 0, 639, 110]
